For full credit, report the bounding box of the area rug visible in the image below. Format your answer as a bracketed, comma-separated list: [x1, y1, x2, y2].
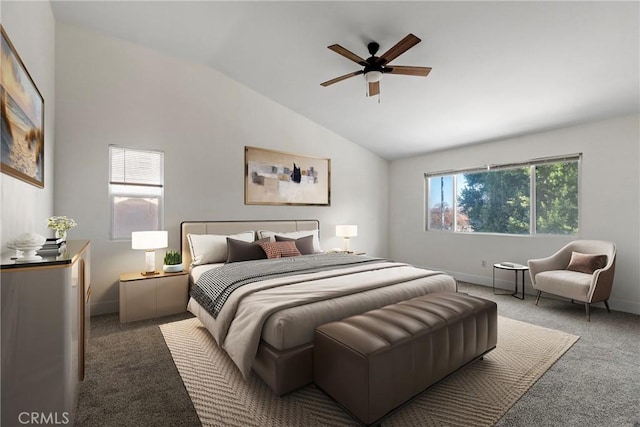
[160, 316, 578, 427]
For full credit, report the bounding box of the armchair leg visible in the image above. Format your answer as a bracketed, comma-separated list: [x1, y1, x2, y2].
[535, 291, 541, 305]
[604, 300, 611, 313]
[585, 303, 590, 322]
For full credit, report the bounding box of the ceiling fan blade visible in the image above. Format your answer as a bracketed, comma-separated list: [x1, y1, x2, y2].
[379, 34, 421, 65]
[328, 44, 367, 66]
[321, 70, 364, 87]
[368, 81, 380, 97]
[387, 65, 432, 77]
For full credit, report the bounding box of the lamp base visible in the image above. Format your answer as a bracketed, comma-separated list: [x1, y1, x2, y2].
[140, 271, 160, 276]
[142, 250, 158, 276]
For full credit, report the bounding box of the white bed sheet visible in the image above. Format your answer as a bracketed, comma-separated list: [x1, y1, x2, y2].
[189, 263, 224, 284]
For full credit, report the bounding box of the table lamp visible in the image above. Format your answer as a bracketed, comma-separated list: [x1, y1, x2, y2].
[335, 225, 358, 252]
[132, 230, 168, 275]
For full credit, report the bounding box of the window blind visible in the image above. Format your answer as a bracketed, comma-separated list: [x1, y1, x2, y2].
[109, 146, 164, 187]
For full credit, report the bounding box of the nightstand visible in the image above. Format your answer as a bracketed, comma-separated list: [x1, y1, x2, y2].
[119, 270, 189, 323]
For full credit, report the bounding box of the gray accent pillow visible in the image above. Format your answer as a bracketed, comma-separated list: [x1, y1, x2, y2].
[226, 237, 270, 263]
[275, 234, 315, 255]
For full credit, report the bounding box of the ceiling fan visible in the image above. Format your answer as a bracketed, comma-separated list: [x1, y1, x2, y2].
[321, 33, 431, 97]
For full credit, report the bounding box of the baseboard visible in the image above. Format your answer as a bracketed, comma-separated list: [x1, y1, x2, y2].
[418, 266, 639, 316]
[91, 299, 119, 316]
[89, 269, 640, 317]
[607, 298, 640, 315]
[415, 266, 535, 297]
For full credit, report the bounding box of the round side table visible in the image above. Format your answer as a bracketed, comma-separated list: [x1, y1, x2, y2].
[493, 262, 528, 300]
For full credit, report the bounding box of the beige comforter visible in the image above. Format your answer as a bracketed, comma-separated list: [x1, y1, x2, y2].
[190, 261, 452, 378]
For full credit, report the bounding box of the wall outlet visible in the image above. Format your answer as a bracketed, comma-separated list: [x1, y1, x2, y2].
[481, 260, 487, 267]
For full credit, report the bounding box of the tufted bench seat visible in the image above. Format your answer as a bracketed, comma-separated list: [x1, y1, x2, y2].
[313, 292, 497, 425]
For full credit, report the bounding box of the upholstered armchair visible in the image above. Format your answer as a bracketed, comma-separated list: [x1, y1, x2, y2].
[528, 240, 616, 321]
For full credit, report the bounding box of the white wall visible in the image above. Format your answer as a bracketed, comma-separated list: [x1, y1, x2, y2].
[390, 114, 640, 314]
[0, 1, 55, 247]
[55, 24, 389, 315]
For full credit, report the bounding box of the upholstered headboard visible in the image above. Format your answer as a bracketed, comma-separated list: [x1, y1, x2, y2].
[180, 219, 320, 269]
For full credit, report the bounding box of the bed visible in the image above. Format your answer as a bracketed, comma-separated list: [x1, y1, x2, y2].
[181, 220, 457, 395]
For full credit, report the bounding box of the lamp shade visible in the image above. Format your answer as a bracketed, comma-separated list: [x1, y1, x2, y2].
[335, 225, 358, 238]
[131, 231, 168, 250]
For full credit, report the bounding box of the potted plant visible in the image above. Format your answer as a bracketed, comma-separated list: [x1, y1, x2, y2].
[163, 250, 183, 273]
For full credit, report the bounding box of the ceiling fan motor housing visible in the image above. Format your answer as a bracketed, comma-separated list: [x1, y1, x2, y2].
[364, 63, 383, 73]
[365, 41, 385, 81]
[367, 42, 380, 56]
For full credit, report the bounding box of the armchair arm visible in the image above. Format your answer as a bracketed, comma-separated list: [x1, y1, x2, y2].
[528, 252, 569, 284]
[588, 259, 616, 303]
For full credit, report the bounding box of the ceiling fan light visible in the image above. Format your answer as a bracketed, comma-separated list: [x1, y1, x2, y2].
[364, 70, 383, 83]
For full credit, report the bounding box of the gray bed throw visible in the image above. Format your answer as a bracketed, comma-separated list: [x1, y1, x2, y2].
[191, 253, 385, 318]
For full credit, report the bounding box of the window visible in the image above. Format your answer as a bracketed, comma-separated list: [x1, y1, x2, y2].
[109, 146, 164, 240]
[428, 175, 455, 231]
[426, 155, 580, 235]
[535, 161, 579, 234]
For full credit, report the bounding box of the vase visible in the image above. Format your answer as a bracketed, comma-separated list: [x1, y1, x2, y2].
[163, 263, 183, 273]
[55, 230, 67, 241]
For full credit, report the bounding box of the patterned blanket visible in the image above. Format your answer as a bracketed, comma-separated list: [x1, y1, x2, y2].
[190, 254, 385, 318]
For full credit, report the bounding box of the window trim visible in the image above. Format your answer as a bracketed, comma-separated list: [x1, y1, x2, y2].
[424, 154, 581, 179]
[425, 154, 581, 236]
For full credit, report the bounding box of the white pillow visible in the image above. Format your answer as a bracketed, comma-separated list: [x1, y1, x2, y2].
[257, 229, 323, 253]
[187, 231, 254, 266]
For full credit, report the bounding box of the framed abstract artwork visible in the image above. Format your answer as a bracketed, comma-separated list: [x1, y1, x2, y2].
[245, 146, 330, 206]
[1, 25, 45, 188]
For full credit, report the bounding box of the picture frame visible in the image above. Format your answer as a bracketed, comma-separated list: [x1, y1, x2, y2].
[245, 146, 330, 206]
[1, 25, 45, 188]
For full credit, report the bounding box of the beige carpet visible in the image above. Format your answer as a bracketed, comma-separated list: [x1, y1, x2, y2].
[160, 316, 578, 427]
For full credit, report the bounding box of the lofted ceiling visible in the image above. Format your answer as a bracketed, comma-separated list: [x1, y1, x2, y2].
[51, 1, 639, 160]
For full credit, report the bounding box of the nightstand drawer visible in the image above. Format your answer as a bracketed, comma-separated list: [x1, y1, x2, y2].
[157, 274, 188, 316]
[120, 279, 157, 323]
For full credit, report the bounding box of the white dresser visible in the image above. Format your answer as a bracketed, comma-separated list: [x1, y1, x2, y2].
[1, 240, 91, 426]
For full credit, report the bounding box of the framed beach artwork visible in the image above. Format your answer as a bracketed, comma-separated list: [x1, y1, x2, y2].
[1, 25, 45, 188]
[245, 146, 330, 206]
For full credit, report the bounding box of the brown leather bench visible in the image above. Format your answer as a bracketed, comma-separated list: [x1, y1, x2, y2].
[313, 292, 497, 425]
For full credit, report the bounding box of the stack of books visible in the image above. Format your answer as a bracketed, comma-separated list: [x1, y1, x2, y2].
[37, 238, 66, 256]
